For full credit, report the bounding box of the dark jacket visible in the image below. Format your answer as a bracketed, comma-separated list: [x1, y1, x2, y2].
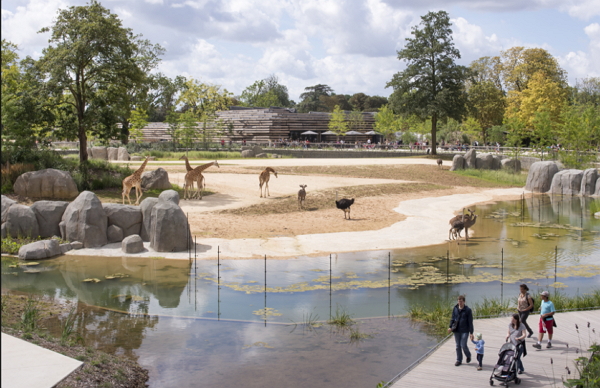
[449, 304, 474, 334]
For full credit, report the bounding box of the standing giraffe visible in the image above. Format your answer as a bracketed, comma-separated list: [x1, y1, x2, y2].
[122, 157, 150, 205]
[179, 155, 199, 194]
[183, 161, 219, 200]
[259, 167, 278, 198]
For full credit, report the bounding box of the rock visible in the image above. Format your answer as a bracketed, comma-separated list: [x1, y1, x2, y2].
[525, 161, 560, 193]
[252, 145, 263, 155]
[13, 169, 78, 199]
[18, 239, 61, 260]
[3, 204, 39, 238]
[148, 157, 156, 161]
[107, 224, 124, 243]
[255, 153, 268, 158]
[130, 156, 143, 161]
[149, 197, 191, 252]
[241, 146, 252, 151]
[30, 201, 69, 238]
[449, 155, 465, 171]
[580, 168, 598, 196]
[107, 147, 118, 161]
[491, 155, 503, 170]
[241, 150, 254, 158]
[91, 146, 108, 160]
[1, 224, 5, 239]
[102, 203, 142, 237]
[549, 169, 584, 196]
[158, 189, 179, 205]
[520, 157, 541, 170]
[501, 158, 522, 173]
[60, 243, 72, 254]
[122, 234, 144, 253]
[475, 154, 495, 170]
[1, 195, 17, 222]
[87, 148, 92, 158]
[595, 178, 600, 196]
[117, 147, 130, 161]
[464, 149, 477, 169]
[139, 197, 158, 242]
[70, 241, 83, 250]
[61, 191, 107, 248]
[141, 168, 171, 190]
[595, 212, 600, 219]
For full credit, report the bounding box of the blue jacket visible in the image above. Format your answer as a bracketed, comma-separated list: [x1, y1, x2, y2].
[472, 339, 485, 354]
[449, 304, 474, 334]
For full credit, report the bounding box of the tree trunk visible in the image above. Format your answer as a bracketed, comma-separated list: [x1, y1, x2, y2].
[121, 121, 130, 145]
[78, 126, 88, 163]
[431, 113, 438, 155]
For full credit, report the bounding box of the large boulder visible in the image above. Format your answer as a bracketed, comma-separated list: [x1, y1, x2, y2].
[30, 201, 69, 238]
[107, 147, 118, 161]
[158, 189, 179, 205]
[102, 203, 142, 237]
[1, 195, 16, 222]
[580, 168, 598, 196]
[13, 169, 78, 199]
[130, 156, 143, 161]
[241, 150, 254, 158]
[501, 158, 522, 173]
[117, 147, 130, 161]
[549, 169, 583, 196]
[122, 235, 144, 253]
[520, 157, 541, 170]
[18, 239, 61, 260]
[139, 197, 158, 242]
[525, 161, 560, 193]
[491, 155, 503, 170]
[449, 155, 465, 171]
[3, 204, 39, 238]
[60, 191, 107, 248]
[149, 197, 191, 252]
[91, 146, 108, 160]
[141, 168, 171, 190]
[252, 145, 263, 155]
[475, 154, 495, 170]
[107, 225, 124, 243]
[595, 178, 600, 196]
[464, 149, 477, 169]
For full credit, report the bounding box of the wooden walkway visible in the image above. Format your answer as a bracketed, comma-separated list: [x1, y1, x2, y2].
[391, 310, 600, 388]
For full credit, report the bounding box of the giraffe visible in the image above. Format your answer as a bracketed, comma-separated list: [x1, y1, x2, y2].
[259, 167, 278, 198]
[122, 157, 150, 205]
[179, 155, 199, 195]
[183, 160, 219, 200]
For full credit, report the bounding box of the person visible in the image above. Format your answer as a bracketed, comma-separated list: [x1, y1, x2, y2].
[448, 295, 474, 366]
[471, 332, 485, 371]
[221, 139, 225, 147]
[506, 313, 527, 374]
[532, 291, 555, 349]
[517, 284, 535, 338]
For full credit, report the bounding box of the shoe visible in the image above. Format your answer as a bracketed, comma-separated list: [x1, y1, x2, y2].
[527, 333, 533, 338]
[455, 361, 461, 366]
[466, 357, 471, 363]
[477, 366, 482, 371]
[532, 343, 542, 349]
[547, 343, 552, 348]
[518, 370, 524, 374]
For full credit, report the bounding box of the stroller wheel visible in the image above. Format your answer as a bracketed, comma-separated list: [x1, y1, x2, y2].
[489, 380, 494, 386]
[515, 377, 521, 385]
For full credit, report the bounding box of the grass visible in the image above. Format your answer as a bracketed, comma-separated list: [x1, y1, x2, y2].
[549, 289, 600, 311]
[91, 184, 214, 203]
[453, 169, 528, 187]
[139, 150, 244, 160]
[349, 326, 374, 343]
[60, 306, 78, 345]
[590, 199, 600, 215]
[1, 236, 68, 255]
[222, 182, 447, 216]
[564, 343, 600, 388]
[328, 307, 354, 327]
[21, 296, 41, 333]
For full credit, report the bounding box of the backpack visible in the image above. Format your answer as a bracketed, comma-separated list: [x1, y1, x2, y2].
[527, 293, 535, 312]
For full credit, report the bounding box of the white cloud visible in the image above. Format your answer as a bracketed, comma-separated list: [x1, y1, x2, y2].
[557, 0, 600, 21]
[560, 22, 600, 80]
[1, 0, 67, 50]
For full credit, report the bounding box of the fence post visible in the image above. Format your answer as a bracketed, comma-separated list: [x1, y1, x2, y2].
[501, 248, 504, 304]
[264, 254, 267, 327]
[555, 246, 558, 283]
[388, 252, 391, 318]
[446, 250, 450, 284]
[329, 254, 332, 321]
[217, 246, 221, 321]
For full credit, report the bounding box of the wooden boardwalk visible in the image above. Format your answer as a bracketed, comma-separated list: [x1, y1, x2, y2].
[391, 310, 600, 388]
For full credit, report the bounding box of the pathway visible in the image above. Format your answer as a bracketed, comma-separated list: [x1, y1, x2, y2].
[390, 309, 600, 388]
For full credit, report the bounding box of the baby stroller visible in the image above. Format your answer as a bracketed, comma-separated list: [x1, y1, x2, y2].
[489, 342, 522, 386]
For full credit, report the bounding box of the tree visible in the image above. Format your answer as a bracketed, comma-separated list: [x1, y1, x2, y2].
[297, 84, 333, 112]
[467, 79, 506, 144]
[320, 94, 351, 112]
[328, 105, 348, 140]
[559, 104, 600, 168]
[147, 74, 186, 122]
[349, 93, 368, 111]
[364, 96, 388, 111]
[129, 108, 148, 143]
[36, 1, 162, 162]
[240, 75, 292, 108]
[347, 110, 365, 132]
[387, 11, 469, 155]
[500, 47, 567, 93]
[572, 77, 600, 107]
[374, 105, 399, 141]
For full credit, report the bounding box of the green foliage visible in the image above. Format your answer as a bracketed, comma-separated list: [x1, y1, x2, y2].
[1, 236, 24, 254]
[453, 169, 527, 186]
[347, 110, 366, 131]
[558, 104, 599, 169]
[21, 297, 41, 333]
[549, 289, 600, 311]
[240, 75, 292, 108]
[328, 307, 354, 327]
[129, 108, 149, 142]
[60, 306, 78, 345]
[467, 80, 505, 143]
[374, 105, 399, 141]
[297, 84, 333, 113]
[564, 344, 600, 388]
[472, 298, 512, 317]
[387, 10, 469, 154]
[328, 105, 348, 139]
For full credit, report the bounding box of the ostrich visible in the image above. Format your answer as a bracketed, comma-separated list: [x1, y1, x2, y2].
[437, 159, 443, 169]
[335, 191, 354, 220]
[298, 185, 307, 210]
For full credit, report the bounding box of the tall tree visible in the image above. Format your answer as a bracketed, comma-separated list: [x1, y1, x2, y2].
[297, 84, 333, 113]
[320, 94, 352, 112]
[386, 10, 469, 155]
[240, 74, 292, 108]
[500, 47, 567, 93]
[374, 105, 399, 141]
[328, 105, 348, 140]
[467, 80, 506, 144]
[36, 1, 162, 162]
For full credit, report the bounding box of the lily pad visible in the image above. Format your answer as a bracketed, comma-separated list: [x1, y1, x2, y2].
[21, 262, 40, 266]
[83, 278, 101, 283]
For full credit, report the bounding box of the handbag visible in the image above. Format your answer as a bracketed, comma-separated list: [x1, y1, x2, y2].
[451, 320, 458, 332]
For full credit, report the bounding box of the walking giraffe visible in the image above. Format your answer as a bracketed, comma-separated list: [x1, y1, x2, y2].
[259, 167, 278, 198]
[122, 157, 150, 205]
[179, 155, 203, 196]
[183, 161, 219, 200]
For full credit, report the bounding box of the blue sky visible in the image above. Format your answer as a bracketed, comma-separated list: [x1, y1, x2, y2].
[2, 0, 599, 101]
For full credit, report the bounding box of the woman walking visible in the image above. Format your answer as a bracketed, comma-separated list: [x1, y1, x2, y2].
[506, 313, 527, 374]
[517, 284, 534, 338]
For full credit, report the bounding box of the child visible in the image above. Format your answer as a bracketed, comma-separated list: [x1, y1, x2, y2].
[472, 332, 485, 370]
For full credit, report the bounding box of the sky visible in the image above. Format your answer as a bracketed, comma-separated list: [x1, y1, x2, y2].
[2, 0, 599, 102]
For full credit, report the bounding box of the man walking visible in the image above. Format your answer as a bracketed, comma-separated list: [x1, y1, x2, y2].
[448, 295, 474, 366]
[532, 291, 555, 349]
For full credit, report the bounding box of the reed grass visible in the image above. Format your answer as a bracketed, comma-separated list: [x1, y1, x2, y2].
[21, 297, 41, 333]
[328, 307, 354, 327]
[549, 289, 600, 311]
[60, 306, 78, 345]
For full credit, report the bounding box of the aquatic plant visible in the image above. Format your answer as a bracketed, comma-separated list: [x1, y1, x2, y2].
[407, 298, 453, 336]
[549, 289, 600, 311]
[60, 306, 78, 345]
[20, 297, 41, 333]
[349, 326, 374, 343]
[472, 297, 512, 318]
[564, 343, 600, 388]
[328, 307, 354, 327]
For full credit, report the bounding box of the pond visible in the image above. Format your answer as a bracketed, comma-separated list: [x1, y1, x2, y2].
[2, 194, 599, 387]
